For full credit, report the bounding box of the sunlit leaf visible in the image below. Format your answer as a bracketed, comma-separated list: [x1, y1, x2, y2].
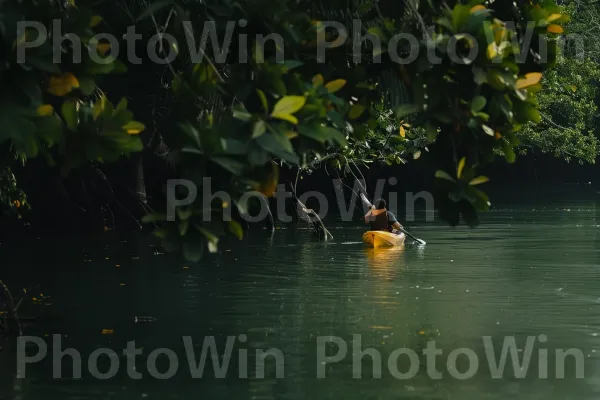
[457, 157, 466, 178]
[516, 72, 542, 89]
[271, 113, 298, 124]
[482, 124, 495, 136]
[260, 163, 279, 197]
[413, 150, 421, 160]
[400, 125, 406, 138]
[122, 121, 145, 135]
[97, 42, 111, 56]
[469, 176, 490, 186]
[312, 74, 324, 86]
[325, 79, 347, 94]
[547, 24, 563, 34]
[90, 16, 103, 27]
[272, 96, 306, 115]
[256, 89, 268, 112]
[92, 97, 106, 120]
[470, 5, 486, 13]
[271, 96, 305, 124]
[487, 43, 498, 59]
[47, 73, 80, 97]
[36, 105, 53, 117]
[546, 14, 562, 23]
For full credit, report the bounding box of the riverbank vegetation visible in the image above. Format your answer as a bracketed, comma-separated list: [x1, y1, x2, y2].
[0, 0, 597, 261]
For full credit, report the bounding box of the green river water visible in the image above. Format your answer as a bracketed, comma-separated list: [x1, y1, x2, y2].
[1, 185, 600, 399]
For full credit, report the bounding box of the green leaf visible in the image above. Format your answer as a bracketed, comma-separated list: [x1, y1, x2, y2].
[141, 213, 167, 223]
[323, 127, 347, 146]
[348, 104, 366, 120]
[481, 124, 495, 136]
[501, 141, 516, 163]
[473, 66, 487, 85]
[179, 220, 189, 236]
[457, 157, 466, 178]
[471, 96, 486, 113]
[425, 122, 439, 141]
[452, 4, 471, 30]
[469, 176, 489, 186]
[435, 170, 456, 182]
[61, 102, 78, 131]
[325, 79, 347, 94]
[211, 157, 245, 175]
[327, 111, 346, 128]
[256, 89, 268, 112]
[280, 60, 303, 72]
[256, 133, 299, 164]
[122, 121, 145, 134]
[272, 96, 306, 115]
[78, 75, 96, 96]
[36, 115, 63, 147]
[233, 105, 252, 122]
[252, 120, 267, 138]
[297, 125, 325, 143]
[228, 220, 244, 240]
[116, 98, 129, 112]
[395, 104, 421, 119]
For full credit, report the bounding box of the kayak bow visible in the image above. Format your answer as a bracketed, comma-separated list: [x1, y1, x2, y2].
[362, 231, 406, 248]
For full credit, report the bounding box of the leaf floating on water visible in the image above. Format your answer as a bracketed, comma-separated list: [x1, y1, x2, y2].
[370, 326, 393, 330]
[101, 329, 114, 335]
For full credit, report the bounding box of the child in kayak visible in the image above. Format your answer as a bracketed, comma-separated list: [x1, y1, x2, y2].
[364, 198, 403, 233]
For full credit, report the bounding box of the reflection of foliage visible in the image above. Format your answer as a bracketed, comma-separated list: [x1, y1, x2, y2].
[0, 0, 574, 259]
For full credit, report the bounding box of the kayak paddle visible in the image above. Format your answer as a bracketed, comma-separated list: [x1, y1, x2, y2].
[360, 193, 426, 246]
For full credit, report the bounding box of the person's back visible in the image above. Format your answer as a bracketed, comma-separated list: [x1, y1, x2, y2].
[364, 198, 402, 232]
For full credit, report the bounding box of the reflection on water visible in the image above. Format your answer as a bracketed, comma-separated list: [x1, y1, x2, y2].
[1, 193, 600, 399]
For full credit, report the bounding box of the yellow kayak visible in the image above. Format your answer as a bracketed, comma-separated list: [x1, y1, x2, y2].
[362, 231, 406, 248]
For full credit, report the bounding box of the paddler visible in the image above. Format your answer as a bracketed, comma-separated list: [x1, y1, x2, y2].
[364, 198, 403, 233]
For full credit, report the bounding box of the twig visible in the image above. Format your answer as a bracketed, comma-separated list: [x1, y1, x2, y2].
[178, 11, 226, 83]
[144, 1, 177, 77]
[0, 280, 22, 336]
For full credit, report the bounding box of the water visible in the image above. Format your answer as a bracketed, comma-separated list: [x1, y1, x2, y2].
[1, 189, 600, 399]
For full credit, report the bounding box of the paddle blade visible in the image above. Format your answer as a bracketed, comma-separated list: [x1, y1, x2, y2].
[360, 193, 372, 208]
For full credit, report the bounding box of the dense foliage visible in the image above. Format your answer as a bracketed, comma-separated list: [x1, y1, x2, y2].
[515, 0, 600, 163]
[0, 0, 580, 260]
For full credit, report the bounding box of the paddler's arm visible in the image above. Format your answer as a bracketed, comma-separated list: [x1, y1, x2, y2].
[388, 211, 403, 231]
